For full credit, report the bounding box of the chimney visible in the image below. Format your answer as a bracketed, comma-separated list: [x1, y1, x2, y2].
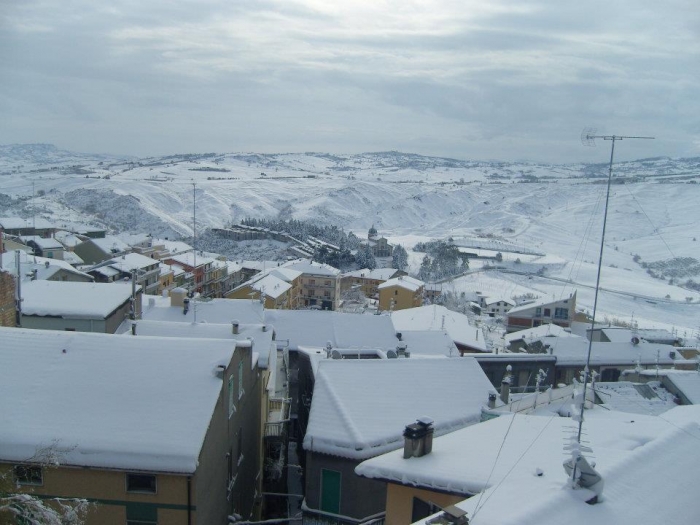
[403, 417, 434, 459]
[262, 324, 267, 332]
[396, 332, 402, 341]
[131, 322, 137, 336]
[500, 365, 512, 405]
[170, 287, 186, 307]
[488, 392, 497, 409]
[232, 320, 240, 335]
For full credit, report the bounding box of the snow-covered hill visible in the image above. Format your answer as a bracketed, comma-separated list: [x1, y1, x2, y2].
[1, 144, 699, 336]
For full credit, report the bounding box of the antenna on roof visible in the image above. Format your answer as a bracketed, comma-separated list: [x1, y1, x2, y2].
[565, 129, 655, 502]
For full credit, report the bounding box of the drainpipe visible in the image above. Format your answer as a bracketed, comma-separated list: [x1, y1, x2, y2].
[187, 475, 192, 525]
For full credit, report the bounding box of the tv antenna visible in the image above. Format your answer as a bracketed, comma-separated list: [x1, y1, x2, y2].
[565, 129, 654, 500]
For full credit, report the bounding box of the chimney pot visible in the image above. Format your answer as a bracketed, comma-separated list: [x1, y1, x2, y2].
[403, 418, 434, 459]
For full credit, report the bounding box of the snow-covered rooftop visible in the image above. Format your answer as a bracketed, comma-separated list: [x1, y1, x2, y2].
[537, 337, 683, 367]
[166, 252, 216, 268]
[593, 381, 679, 415]
[20, 235, 63, 250]
[282, 258, 340, 276]
[504, 323, 579, 344]
[87, 235, 130, 254]
[0, 327, 237, 474]
[399, 330, 460, 357]
[251, 274, 292, 299]
[120, 319, 275, 368]
[381, 406, 700, 525]
[53, 230, 83, 249]
[21, 280, 136, 318]
[592, 326, 679, 344]
[343, 268, 400, 280]
[142, 294, 265, 324]
[507, 291, 576, 315]
[104, 252, 159, 272]
[303, 358, 495, 460]
[0, 251, 92, 281]
[378, 275, 423, 292]
[392, 305, 487, 352]
[264, 309, 398, 350]
[151, 238, 193, 255]
[638, 370, 700, 404]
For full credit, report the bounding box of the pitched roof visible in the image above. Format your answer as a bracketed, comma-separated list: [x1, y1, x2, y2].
[378, 275, 423, 292]
[282, 258, 340, 277]
[0, 327, 236, 473]
[303, 358, 495, 460]
[21, 280, 136, 318]
[87, 235, 130, 255]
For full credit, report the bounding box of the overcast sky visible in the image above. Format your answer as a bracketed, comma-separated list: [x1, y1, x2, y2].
[1, 0, 698, 162]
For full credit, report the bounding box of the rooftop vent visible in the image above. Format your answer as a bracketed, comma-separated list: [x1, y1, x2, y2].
[232, 320, 240, 335]
[403, 417, 434, 459]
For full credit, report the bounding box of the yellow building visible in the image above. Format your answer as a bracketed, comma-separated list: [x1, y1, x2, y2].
[378, 276, 424, 311]
[341, 268, 405, 299]
[0, 327, 262, 525]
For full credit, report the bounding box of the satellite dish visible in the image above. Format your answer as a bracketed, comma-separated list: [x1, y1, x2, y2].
[631, 336, 640, 345]
[386, 349, 398, 359]
[331, 349, 343, 360]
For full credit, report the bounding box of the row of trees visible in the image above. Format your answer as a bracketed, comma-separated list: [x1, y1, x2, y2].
[415, 240, 469, 281]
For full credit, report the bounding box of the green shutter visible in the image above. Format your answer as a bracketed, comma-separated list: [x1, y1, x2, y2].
[320, 469, 341, 514]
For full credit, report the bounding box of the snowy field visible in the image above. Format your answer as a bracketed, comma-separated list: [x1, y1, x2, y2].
[1, 144, 699, 336]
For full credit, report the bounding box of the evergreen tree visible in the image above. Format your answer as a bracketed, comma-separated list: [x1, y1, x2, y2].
[392, 245, 409, 271]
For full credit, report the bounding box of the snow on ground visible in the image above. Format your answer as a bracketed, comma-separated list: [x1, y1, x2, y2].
[1, 145, 699, 335]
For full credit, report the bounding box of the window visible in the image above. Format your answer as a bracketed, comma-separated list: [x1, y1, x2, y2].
[535, 307, 542, 317]
[412, 497, 440, 523]
[544, 308, 551, 317]
[309, 279, 315, 285]
[324, 290, 330, 298]
[320, 469, 341, 514]
[126, 473, 157, 493]
[228, 374, 236, 417]
[554, 307, 569, 320]
[14, 465, 42, 486]
[238, 361, 244, 399]
[324, 280, 331, 286]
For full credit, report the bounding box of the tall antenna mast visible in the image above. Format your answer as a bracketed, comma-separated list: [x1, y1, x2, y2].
[192, 182, 197, 296]
[565, 129, 654, 498]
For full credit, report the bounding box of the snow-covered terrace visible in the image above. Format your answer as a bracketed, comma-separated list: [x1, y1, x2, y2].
[141, 294, 265, 324]
[392, 304, 487, 352]
[264, 309, 398, 350]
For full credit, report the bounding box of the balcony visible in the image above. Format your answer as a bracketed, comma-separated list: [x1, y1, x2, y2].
[265, 397, 290, 439]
